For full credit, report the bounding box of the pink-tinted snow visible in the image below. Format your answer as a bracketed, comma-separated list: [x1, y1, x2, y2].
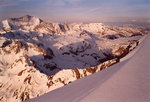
[27, 34, 150, 102]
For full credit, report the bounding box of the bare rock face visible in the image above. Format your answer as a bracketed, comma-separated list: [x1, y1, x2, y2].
[44, 48, 54, 59]
[0, 15, 149, 102]
[34, 22, 55, 34]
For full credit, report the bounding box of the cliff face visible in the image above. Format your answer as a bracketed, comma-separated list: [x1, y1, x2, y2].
[0, 15, 149, 102]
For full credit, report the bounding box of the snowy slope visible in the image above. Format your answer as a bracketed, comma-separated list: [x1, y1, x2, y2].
[0, 15, 149, 102]
[28, 34, 150, 102]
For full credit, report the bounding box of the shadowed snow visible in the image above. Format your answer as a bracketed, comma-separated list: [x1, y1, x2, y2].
[28, 34, 150, 102]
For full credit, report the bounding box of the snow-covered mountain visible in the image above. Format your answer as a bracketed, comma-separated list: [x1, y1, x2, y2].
[28, 34, 150, 102]
[0, 15, 149, 102]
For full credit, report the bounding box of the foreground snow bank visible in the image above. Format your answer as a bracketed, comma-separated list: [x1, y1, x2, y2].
[27, 34, 150, 102]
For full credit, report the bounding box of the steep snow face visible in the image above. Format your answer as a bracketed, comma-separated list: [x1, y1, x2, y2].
[1, 20, 11, 30]
[0, 15, 149, 102]
[28, 34, 150, 102]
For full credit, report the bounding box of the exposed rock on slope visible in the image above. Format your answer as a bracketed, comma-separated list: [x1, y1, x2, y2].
[0, 15, 149, 102]
[28, 34, 150, 102]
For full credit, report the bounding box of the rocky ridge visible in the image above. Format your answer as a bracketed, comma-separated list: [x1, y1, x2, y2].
[0, 15, 149, 102]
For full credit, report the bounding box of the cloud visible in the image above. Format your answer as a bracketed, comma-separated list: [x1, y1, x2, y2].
[88, 7, 102, 13]
[0, 0, 30, 8]
[65, 0, 84, 3]
[51, 0, 84, 7]
[18, 0, 31, 2]
[131, 19, 137, 22]
[53, 0, 66, 6]
[147, 20, 150, 23]
[0, 2, 17, 7]
[65, 0, 85, 6]
[0, 0, 19, 7]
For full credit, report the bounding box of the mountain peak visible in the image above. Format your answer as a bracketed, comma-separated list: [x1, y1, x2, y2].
[21, 15, 32, 20]
[2, 15, 43, 30]
[10, 15, 34, 22]
[9, 15, 42, 23]
[24, 15, 32, 18]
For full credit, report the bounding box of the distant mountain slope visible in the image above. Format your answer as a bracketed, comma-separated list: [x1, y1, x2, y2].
[28, 34, 150, 102]
[0, 15, 149, 102]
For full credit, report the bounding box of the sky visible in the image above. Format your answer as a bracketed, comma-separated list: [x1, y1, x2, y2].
[0, 0, 150, 23]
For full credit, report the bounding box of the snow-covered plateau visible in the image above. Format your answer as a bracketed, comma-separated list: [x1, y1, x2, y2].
[0, 15, 149, 102]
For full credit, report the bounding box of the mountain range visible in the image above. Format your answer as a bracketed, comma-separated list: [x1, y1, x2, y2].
[0, 15, 149, 102]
